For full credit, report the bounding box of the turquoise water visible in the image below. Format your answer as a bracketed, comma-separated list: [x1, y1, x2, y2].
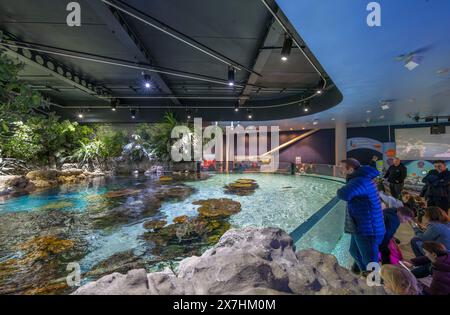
[0, 173, 343, 294]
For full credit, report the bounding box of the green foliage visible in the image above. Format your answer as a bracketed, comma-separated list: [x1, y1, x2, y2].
[0, 54, 43, 135]
[138, 112, 181, 161]
[93, 124, 128, 158]
[69, 139, 105, 166]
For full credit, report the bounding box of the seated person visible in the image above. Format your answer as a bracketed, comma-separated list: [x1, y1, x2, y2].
[409, 241, 450, 295]
[379, 206, 415, 264]
[380, 264, 421, 295]
[410, 207, 450, 257]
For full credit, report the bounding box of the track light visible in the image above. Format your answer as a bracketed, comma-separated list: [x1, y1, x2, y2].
[111, 99, 119, 111]
[281, 35, 293, 62]
[130, 109, 137, 119]
[143, 74, 151, 89]
[228, 66, 235, 86]
[302, 101, 309, 112]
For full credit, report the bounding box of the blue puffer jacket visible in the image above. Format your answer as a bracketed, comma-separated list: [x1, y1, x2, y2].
[337, 166, 386, 236]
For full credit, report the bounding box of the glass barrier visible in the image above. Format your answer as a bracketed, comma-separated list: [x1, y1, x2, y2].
[296, 163, 346, 179]
[290, 198, 352, 268]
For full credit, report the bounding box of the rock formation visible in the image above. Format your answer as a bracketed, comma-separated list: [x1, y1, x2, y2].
[73, 227, 386, 295]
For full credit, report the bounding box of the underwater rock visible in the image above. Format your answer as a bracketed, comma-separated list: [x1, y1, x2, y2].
[73, 227, 386, 295]
[86, 250, 147, 279]
[173, 215, 189, 224]
[143, 219, 167, 230]
[104, 188, 142, 198]
[158, 175, 173, 183]
[142, 215, 231, 260]
[193, 198, 242, 218]
[0, 234, 87, 295]
[224, 178, 259, 196]
[91, 185, 195, 228]
[38, 201, 74, 211]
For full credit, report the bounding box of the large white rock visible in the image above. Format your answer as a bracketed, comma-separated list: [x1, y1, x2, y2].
[73, 227, 386, 295]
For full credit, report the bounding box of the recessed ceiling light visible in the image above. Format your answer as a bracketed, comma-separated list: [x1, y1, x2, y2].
[331, 117, 335, 121]
[316, 90, 323, 95]
[78, 113, 83, 119]
[313, 120, 318, 126]
[381, 104, 390, 110]
[366, 109, 372, 114]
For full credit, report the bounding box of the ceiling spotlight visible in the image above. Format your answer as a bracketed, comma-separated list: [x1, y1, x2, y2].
[186, 109, 192, 119]
[316, 90, 323, 95]
[313, 120, 318, 126]
[281, 35, 293, 62]
[381, 103, 390, 110]
[130, 109, 137, 119]
[331, 117, 336, 121]
[234, 104, 239, 112]
[78, 113, 83, 119]
[366, 109, 372, 114]
[143, 74, 151, 89]
[228, 66, 235, 86]
[247, 110, 253, 119]
[111, 99, 119, 111]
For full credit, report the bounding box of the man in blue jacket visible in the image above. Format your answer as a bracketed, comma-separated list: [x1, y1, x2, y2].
[337, 158, 386, 273]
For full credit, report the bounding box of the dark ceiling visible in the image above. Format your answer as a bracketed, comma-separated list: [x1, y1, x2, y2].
[0, 0, 342, 122]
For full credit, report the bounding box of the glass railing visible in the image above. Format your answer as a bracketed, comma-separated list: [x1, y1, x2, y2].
[289, 164, 352, 268]
[290, 197, 352, 268]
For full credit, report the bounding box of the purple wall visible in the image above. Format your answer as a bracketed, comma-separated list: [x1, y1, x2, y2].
[279, 129, 336, 165]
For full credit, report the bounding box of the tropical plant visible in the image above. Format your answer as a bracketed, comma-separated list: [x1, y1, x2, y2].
[138, 112, 181, 161]
[68, 139, 106, 168]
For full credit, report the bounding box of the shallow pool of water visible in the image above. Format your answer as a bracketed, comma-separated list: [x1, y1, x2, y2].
[0, 173, 342, 294]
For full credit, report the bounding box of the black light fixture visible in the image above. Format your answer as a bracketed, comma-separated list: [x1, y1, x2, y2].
[281, 35, 293, 62]
[186, 109, 192, 119]
[316, 78, 324, 94]
[111, 99, 119, 111]
[143, 74, 151, 89]
[228, 66, 235, 86]
[130, 109, 137, 119]
[302, 100, 310, 112]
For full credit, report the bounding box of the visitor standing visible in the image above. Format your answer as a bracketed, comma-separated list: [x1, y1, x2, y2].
[422, 160, 450, 214]
[337, 158, 385, 273]
[369, 155, 379, 169]
[384, 158, 407, 200]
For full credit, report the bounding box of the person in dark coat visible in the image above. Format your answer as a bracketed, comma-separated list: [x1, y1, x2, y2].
[337, 159, 386, 272]
[384, 157, 407, 200]
[379, 206, 415, 264]
[410, 241, 450, 295]
[369, 155, 379, 169]
[422, 160, 450, 214]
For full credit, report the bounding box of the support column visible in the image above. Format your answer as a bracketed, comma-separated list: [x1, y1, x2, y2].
[335, 118, 347, 165]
